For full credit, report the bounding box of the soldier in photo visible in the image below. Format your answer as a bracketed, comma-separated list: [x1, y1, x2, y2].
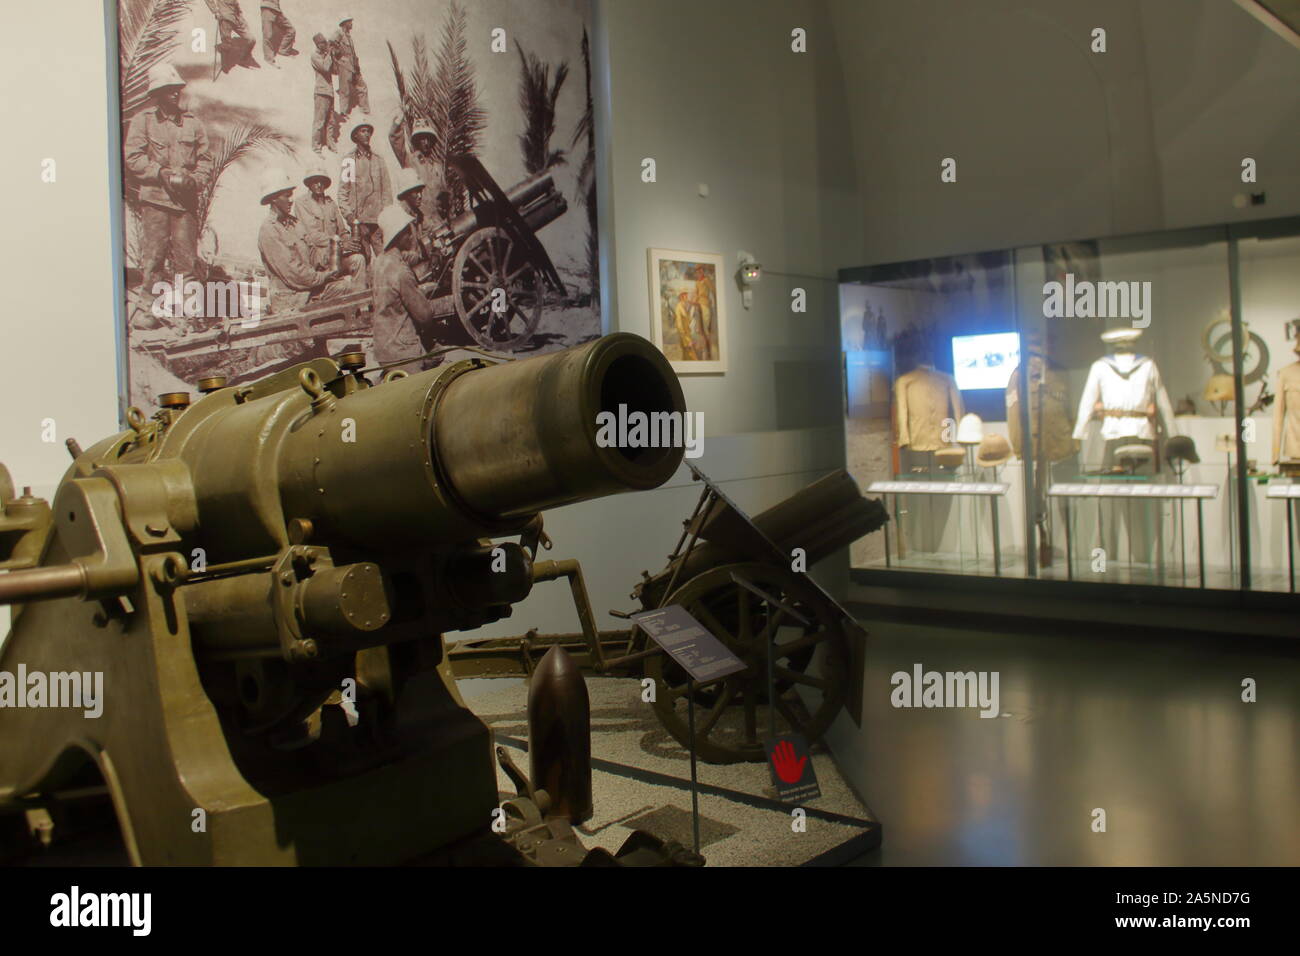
[388, 117, 447, 229]
[332, 15, 370, 119]
[296, 168, 367, 286]
[204, 0, 259, 72]
[310, 33, 339, 155]
[393, 167, 435, 276]
[124, 63, 213, 331]
[338, 117, 391, 260]
[259, 0, 299, 69]
[257, 170, 359, 314]
[371, 204, 445, 368]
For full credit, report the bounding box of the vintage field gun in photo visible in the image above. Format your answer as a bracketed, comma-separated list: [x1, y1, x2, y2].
[144, 155, 570, 384]
[0, 332, 688, 865]
[450, 465, 889, 764]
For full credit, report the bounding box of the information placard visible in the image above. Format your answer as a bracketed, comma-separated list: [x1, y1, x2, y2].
[1048, 483, 1218, 499]
[867, 481, 1009, 496]
[630, 605, 747, 684]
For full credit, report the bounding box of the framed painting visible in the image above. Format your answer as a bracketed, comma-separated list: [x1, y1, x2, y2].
[647, 248, 726, 374]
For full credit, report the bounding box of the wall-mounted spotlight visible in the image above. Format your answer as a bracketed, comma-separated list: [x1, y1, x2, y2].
[737, 251, 762, 309]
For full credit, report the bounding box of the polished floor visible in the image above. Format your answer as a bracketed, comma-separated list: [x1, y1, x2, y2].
[835, 614, 1300, 865]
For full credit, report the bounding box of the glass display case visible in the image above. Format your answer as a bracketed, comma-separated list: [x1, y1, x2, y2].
[839, 215, 1300, 593]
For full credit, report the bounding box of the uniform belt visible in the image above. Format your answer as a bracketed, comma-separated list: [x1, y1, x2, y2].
[1099, 408, 1153, 418]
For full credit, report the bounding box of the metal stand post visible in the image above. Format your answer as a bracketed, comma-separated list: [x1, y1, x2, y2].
[766, 600, 776, 744]
[990, 496, 1002, 577]
[1064, 497, 1073, 581]
[1196, 499, 1206, 590]
[1175, 463, 1187, 586]
[883, 494, 892, 568]
[687, 681, 700, 855]
[967, 446, 981, 570]
[1288, 499, 1295, 594]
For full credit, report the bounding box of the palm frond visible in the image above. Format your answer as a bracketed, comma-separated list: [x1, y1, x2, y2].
[388, 40, 410, 119]
[573, 28, 596, 203]
[516, 42, 568, 176]
[197, 122, 294, 235]
[430, 1, 486, 215]
[120, 0, 195, 117]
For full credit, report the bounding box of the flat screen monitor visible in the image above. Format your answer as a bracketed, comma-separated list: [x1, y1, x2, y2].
[951, 332, 1020, 390]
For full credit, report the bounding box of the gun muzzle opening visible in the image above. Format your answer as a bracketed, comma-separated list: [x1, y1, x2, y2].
[433, 333, 686, 520]
[599, 353, 680, 469]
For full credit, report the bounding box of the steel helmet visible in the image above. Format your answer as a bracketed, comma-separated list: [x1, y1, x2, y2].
[956, 413, 984, 446]
[1165, 435, 1200, 465]
[394, 167, 424, 200]
[378, 204, 415, 250]
[147, 62, 186, 95]
[259, 169, 296, 205]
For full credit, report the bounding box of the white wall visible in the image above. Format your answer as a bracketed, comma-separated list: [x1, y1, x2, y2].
[829, 0, 1300, 264]
[1, 1, 120, 504]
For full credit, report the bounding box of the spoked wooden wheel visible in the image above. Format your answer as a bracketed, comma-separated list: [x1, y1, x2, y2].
[643, 562, 849, 764]
[452, 226, 544, 349]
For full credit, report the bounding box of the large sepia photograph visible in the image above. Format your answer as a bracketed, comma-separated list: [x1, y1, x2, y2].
[118, 0, 600, 413]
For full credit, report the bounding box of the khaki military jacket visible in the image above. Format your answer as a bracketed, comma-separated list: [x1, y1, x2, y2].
[1274, 362, 1300, 464]
[895, 365, 964, 452]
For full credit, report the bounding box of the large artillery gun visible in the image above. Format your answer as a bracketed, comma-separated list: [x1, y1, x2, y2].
[0, 332, 686, 865]
[449, 465, 889, 764]
[138, 156, 572, 388]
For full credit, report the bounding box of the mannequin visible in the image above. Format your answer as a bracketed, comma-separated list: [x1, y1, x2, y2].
[1073, 328, 1178, 474]
[895, 361, 964, 455]
[894, 357, 962, 555]
[1273, 337, 1300, 472]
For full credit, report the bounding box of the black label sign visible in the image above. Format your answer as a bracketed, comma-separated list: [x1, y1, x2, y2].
[631, 605, 746, 684]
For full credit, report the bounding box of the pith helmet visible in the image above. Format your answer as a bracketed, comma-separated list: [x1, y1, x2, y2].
[1165, 435, 1200, 464]
[259, 169, 296, 204]
[394, 166, 424, 200]
[348, 117, 375, 142]
[378, 204, 415, 250]
[976, 433, 1011, 467]
[303, 166, 332, 188]
[147, 63, 186, 95]
[956, 413, 984, 445]
[410, 125, 437, 146]
[934, 447, 966, 470]
[1203, 373, 1235, 402]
